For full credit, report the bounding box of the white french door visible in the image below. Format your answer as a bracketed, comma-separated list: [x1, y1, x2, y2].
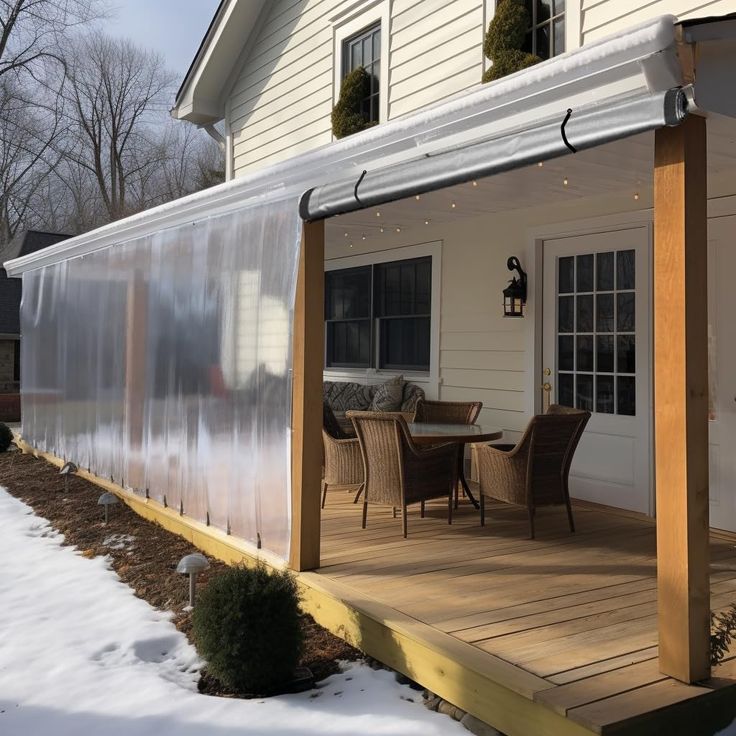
[708, 216, 736, 532]
[543, 227, 652, 514]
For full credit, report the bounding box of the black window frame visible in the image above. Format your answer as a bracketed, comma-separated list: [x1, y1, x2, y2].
[521, 0, 565, 60]
[325, 256, 432, 373]
[342, 21, 381, 125]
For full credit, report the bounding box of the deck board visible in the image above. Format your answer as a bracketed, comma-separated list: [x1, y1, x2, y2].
[317, 488, 736, 734]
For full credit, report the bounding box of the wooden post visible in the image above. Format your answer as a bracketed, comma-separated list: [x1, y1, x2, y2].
[289, 220, 325, 571]
[654, 115, 710, 683]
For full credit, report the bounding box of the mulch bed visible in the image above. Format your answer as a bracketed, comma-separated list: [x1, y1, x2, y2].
[0, 446, 360, 692]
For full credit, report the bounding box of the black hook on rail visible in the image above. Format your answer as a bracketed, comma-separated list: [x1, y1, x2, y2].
[561, 108, 577, 154]
[354, 169, 367, 206]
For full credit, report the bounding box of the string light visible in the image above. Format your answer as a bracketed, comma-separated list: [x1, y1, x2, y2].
[361, 234, 366, 240]
[424, 219, 430, 225]
[376, 211, 381, 217]
[380, 227, 385, 233]
[634, 192, 640, 201]
[472, 180, 478, 187]
[395, 227, 401, 233]
[415, 194, 421, 201]
[451, 202, 457, 209]
[563, 176, 569, 186]
[538, 162, 544, 168]
[344, 232, 349, 237]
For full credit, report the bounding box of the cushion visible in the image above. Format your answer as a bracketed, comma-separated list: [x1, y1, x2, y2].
[400, 383, 425, 412]
[369, 375, 405, 412]
[323, 381, 374, 412]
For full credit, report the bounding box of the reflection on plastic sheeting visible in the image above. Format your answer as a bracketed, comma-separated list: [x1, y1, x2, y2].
[19, 197, 301, 560]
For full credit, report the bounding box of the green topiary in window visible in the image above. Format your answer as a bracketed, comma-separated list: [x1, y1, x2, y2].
[192, 563, 303, 695]
[332, 66, 375, 139]
[482, 0, 543, 83]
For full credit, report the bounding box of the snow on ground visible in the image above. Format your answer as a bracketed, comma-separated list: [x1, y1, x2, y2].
[0, 488, 467, 736]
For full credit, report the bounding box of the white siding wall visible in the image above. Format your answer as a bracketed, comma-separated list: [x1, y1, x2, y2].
[229, 0, 487, 177]
[581, 0, 736, 44]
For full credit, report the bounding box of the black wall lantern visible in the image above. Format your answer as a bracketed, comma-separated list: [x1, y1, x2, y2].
[503, 256, 527, 318]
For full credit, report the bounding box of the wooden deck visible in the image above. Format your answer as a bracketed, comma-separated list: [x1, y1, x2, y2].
[316, 487, 736, 735]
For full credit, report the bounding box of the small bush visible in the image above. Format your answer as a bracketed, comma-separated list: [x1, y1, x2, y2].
[482, 0, 542, 83]
[0, 422, 13, 453]
[192, 563, 303, 694]
[711, 605, 736, 666]
[331, 66, 374, 139]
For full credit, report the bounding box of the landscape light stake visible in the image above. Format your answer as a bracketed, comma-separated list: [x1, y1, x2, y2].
[176, 553, 210, 608]
[59, 462, 78, 493]
[97, 492, 119, 523]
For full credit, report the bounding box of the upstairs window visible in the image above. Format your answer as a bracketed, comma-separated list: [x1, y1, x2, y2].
[325, 256, 432, 372]
[343, 22, 381, 125]
[522, 1, 565, 59]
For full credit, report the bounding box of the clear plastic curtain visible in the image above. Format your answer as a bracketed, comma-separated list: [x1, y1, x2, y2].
[20, 196, 302, 560]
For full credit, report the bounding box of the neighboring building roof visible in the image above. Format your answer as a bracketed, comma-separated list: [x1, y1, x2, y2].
[0, 231, 68, 335]
[172, 0, 267, 125]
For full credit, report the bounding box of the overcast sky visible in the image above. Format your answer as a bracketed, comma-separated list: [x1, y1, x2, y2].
[105, 0, 221, 80]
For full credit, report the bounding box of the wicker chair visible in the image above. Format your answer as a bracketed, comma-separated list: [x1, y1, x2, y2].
[475, 404, 590, 538]
[321, 402, 363, 509]
[348, 410, 459, 538]
[413, 399, 483, 508]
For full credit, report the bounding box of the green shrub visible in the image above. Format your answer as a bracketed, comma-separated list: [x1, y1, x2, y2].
[482, 0, 542, 83]
[0, 422, 13, 453]
[192, 563, 303, 694]
[331, 66, 374, 139]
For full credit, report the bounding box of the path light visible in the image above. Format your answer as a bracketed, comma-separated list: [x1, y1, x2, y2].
[59, 461, 78, 493]
[176, 553, 210, 608]
[97, 492, 118, 524]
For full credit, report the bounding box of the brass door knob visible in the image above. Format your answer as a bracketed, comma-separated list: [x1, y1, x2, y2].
[542, 382, 552, 392]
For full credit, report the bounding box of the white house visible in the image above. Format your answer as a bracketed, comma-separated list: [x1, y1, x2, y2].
[8, 3, 736, 734]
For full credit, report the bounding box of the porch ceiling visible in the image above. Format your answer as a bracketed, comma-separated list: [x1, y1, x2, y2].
[327, 113, 736, 244]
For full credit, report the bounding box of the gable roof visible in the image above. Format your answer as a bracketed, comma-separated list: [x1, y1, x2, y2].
[0, 231, 68, 336]
[172, 0, 267, 125]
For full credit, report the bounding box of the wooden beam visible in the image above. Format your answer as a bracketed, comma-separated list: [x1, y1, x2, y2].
[653, 115, 710, 683]
[289, 220, 325, 571]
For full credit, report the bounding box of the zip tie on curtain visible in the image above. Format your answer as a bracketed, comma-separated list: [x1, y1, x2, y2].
[354, 169, 368, 206]
[561, 108, 577, 153]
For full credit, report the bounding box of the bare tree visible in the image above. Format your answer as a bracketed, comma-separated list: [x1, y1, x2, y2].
[63, 32, 177, 221]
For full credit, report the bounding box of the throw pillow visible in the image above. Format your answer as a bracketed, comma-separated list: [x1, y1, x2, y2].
[369, 375, 405, 412]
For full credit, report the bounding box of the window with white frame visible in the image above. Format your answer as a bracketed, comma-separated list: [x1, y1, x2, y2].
[342, 22, 381, 125]
[325, 256, 432, 371]
[521, 0, 565, 59]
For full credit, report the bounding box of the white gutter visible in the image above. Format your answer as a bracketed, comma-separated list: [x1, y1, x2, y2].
[4, 13, 722, 277]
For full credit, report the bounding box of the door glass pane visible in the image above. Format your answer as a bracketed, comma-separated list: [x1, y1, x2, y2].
[558, 372, 574, 407]
[558, 335, 574, 371]
[596, 335, 614, 373]
[596, 293, 614, 332]
[617, 376, 636, 415]
[576, 374, 594, 411]
[576, 254, 594, 292]
[558, 295, 574, 332]
[596, 252, 614, 291]
[559, 256, 574, 293]
[617, 335, 635, 373]
[617, 292, 635, 332]
[577, 335, 594, 372]
[576, 294, 593, 332]
[617, 250, 635, 290]
[596, 375, 614, 414]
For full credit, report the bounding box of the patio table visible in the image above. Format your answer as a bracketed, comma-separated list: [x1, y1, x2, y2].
[407, 423, 503, 509]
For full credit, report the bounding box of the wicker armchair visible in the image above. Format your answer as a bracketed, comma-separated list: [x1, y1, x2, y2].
[321, 402, 363, 509]
[348, 410, 459, 538]
[413, 399, 483, 508]
[475, 404, 590, 538]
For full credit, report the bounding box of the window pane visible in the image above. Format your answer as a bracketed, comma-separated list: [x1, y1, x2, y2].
[596, 252, 614, 291]
[351, 41, 361, 70]
[553, 17, 565, 55]
[375, 257, 431, 317]
[617, 249, 635, 290]
[596, 335, 614, 373]
[617, 335, 636, 373]
[379, 317, 430, 371]
[558, 335, 574, 371]
[618, 376, 636, 416]
[326, 320, 371, 367]
[539, 0, 553, 19]
[558, 256, 574, 293]
[576, 294, 593, 332]
[373, 28, 381, 60]
[554, 0, 565, 13]
[576, 374, 594, 411]
[536, 24, 550, 58]
[558, 295, 574, 333]
[577, 335, 594, 372]
[558, 372, 574, 407]
[617, 292, 635, 332]
[576, 254, 594, 292]
[596, 293, 614, 332]
[325, 267, 371, 319]
[596, 375, 614, 414]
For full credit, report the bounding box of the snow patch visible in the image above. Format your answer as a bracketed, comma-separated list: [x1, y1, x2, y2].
[102, 533, 136, 550]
